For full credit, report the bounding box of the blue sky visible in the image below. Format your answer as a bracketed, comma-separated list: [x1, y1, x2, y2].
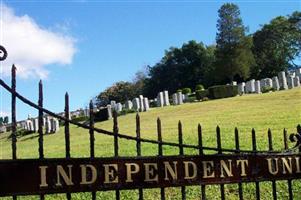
[0, 0, 300, 121]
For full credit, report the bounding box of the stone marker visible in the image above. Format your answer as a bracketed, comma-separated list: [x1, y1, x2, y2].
[107, 105, 112, 119]
[143, 97, 150, 111]
[295, 68, 301, 79]
[116, 103, 122, 113]
[157, 92, 164, 107]
[238, 82, 245, 94]
[294, 76, 300, 87]
[32, 118, 38, 132]
[231, 81, 237, 86]
[110, 100, 116, 110]
[132, 98, 140, 111]
[139, 95, 144, 112]
[125, 100, 133, 110]
[287, 75, 294, 89]
[255, 80, 261, 94]
[177, 91, 183, 105]
[172, 93, 178, 105]
[272, 77, 280, 91]
[163, 91, 170, 106]
[26, 120, 33, 132]
[278, 71, 288, 90]
[265, 78, 273, 88]
[45, 117, 51, 134]
[246, 79, 255, 93]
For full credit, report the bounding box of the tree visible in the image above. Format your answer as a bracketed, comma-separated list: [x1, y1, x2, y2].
[144, 41, 215, 97]
[3, 116, 8, 124]
[214, 3, 255, 83]
[0, 117, 3, 126]
[252, 11, 301, 79]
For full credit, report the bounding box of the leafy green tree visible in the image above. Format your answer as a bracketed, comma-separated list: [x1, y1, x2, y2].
[214, 3, 255, 83]
[3, 116, 8, 124]
[252, 11, 301, 79]
[144, 41, 215, 97]
[0, 117, 3, 126]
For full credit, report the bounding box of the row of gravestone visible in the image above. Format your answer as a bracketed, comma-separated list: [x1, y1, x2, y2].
[20, 117, 60, 134]
[237, 69, 301, 94]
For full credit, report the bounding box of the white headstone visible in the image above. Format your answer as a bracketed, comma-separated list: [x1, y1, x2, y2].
[231, 81, 237, 86]
[32, 118, 38, 132]
[45, 117, 51, 134]
[238, 82, 245, 94]
[278, 71, 288, 90]
[132, 98, 140, 111]
[172, 93, 178, 105]
[272, 77, 280, 91]
[265, 78, 273, 88]
[125, 100, 133, 110]
[143, 97, 150, 111]
[163, 91, 170, 106]
[107, 105, 112, 119]
[139, 95, 144, 112]
[255, 80, 261, 94]
[110, 101, 116, 110]
[116, 103, 122, 113]
[287, 75, 294, 89]
[157, 92, 164, 107]
[177, 91, 183, 104]
[295, 68, 301, 79]
[246, 79, 255, 93]
[294, 76, 300, 87]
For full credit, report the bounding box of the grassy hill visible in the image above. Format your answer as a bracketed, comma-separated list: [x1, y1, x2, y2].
[0, 87, 300, 199]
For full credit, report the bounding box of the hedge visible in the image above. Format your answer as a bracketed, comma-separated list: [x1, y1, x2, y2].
[196, 90, 209, 100]
[208, 85, 238, 99]
[195, 84, 204, 91]
[182, 88, 191, 94]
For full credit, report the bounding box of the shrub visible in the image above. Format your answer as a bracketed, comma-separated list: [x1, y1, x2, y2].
[71, 115, 88, 123]
[176, 89, 182, 93]
[196, 90, 209, 100]
[195, 84, 205, 91]
[208, 85, 238, 99]
[262, 86, 275, 93]
[182, 88, 191, 94]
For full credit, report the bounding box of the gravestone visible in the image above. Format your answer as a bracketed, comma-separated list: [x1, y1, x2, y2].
[260, 79, 266, 90]
[246, 79, 255, 93]
[278, 71, 288, 90]
[172, 93, 178, 105]
[255, 80, 261, 94]
[238, 82, 245, 94]
[231, 81, 237, 86]
[139, 95, 144, 112]
[157, 92, 164, 107]
[287, 75, 294, 89]
[272, 77, 280, 91]
[110, 101, 116, 110]
[294, 76, 300, 87]
[26, 120, 33, 132]
[83, 108, 89, 117]
[295, 68, 301, 79]
[45, 117, 51, 134]
[177, 91, 183, 105]
[163, 91, 170, 106]
[32, 118, 38, 132]
[132, 98, 140, 111]
[265, 78, 273, 88]
[143, 97, 150, 111]
[107, 105, 112, 119]
[116, 103, 123, 113]
[54, 118, 60, 133]
[125, 100, 133, 110]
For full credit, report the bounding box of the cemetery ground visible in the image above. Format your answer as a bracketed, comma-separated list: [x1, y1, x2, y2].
[1, 87, 301, 200]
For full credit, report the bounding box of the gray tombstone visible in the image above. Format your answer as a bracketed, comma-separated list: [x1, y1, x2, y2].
[255, 80, 261, 94]
[32, 118, 38, 132]
[84, 108, 89, 117]
[246, 79, 255, 93]
[45, 117, 51, 134]
[265, 78, 272, 88]
[139, 95, 144, 112]
[132, 98, 140, 111]
[287, 75, 294, 89]
[172, 93, 178, 105]
[294, 76, 300, 87]
[295, 68, 301, 79]
[157, 92, 164, 107]
[278, 71, 288, 90]
[177, 91, 183, 105]
[163, 91, 170, 106]
[26, 120, 33, 132]
[116, 103, 123, 113]
[238, 82, 245, 94]
[143, 97, 150, 111]
[260, 79, 266, 90]
[272, 77, 280, 91]
[107, 105, 112, 119]
[125, 100, 133, 110]
[110, 101, 116, 110]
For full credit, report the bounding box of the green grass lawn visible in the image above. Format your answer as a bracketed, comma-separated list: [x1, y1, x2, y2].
[0, 87, 301, 199]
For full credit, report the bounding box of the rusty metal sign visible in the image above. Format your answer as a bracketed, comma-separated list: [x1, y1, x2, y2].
[0, 154, 300, 196]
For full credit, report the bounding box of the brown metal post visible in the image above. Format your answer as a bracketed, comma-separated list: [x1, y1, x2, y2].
[178, 121, 185, 200]
[38, 80, 44, 200]
[235, 128, 243, 200]
[136, 113, 143, 200]
[157, 118, 165, 200]
[89, 101, 96, 200]
[216, 126, 225, 200]
[113, 111, 120, 200]
[64, 92, 71, 200]
[198, 124, 206, 200]
[252, 128, 260, 200]
[11, 65, 17, 200]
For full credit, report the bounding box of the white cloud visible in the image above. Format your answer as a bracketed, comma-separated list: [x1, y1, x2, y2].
[0, 111, 9, 117]
[0, 4, 76, 79]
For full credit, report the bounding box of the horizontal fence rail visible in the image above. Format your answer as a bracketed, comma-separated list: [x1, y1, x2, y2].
[0, 65, 300, 200]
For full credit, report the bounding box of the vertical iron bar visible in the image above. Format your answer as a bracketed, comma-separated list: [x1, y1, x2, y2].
[252, 128, 260, 200]
[268, 129, 277, 200]
[89, 101, 96, 200]
[64, 92, 71, 200]
[11, 65, 17, 200]
[38, 80, 44, 200]
[198, 124, 206, 200]
[216, 126, 225, 200]
[157, 118, 165, 200]
[113, 111, 120, 200]
[136, 114, 143, 200]
[235, 128, 243, 200]
[284, 128, 293, 200]
[178, 121, 185, 200]
[11, 65, 17, 159]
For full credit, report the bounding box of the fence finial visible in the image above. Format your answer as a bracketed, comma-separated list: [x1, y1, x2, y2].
[0, 45, 8, 61]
